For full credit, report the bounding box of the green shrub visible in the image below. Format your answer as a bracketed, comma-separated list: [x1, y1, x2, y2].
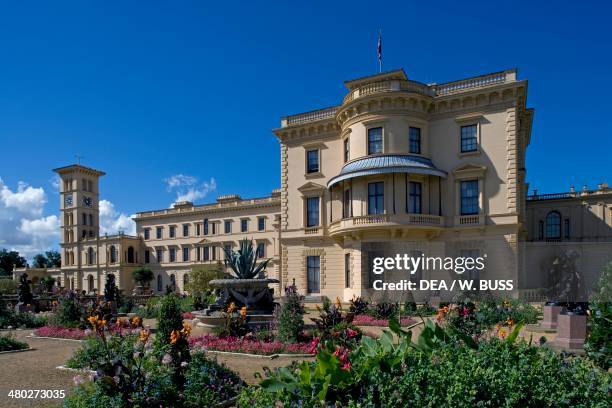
[137, 296, 161, 318]
[585, 262, 612, 370]
[66, 334, 138, 370]
[348, 296, 369, 315]
[0, 332, 28, 351]
[276, 284, 304, 343]
[183, 352, 244, 407]
[0, 309, 47, 329]
[50, 293, 84, 328]
[0, 278, 17, 295]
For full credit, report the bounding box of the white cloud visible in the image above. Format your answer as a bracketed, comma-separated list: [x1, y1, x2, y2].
[164, 174, 216, 206]
[49, 175, 61, 192]
[0, 178, 57, 260]
[99, 199, 136, 236]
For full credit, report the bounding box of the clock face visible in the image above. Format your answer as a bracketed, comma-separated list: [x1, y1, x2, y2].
[64, 194, 73, 207]
[82, 196, 93, 208]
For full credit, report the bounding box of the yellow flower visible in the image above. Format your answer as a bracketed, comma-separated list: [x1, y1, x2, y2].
[87, 316, 99, 329]
[131, 316, 142, 328]
[498, 328, 508, 339]
[335, 297, 342, 309]
[181, 322, 192, 337]
[139, 329, 150, 342]
[227, 302, 237, 314]
[239, 306, 247, 319]
[505, 318, 514, 327]
[170, 329, 180, 344]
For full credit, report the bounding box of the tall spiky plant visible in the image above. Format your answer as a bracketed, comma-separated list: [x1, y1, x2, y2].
[223, 238, 270, 279]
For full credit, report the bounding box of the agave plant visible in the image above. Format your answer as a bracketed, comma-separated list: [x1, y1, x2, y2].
[223, 238, 270, 279]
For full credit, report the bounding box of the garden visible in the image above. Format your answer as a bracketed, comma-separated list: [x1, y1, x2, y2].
[0, 242, 610, 407]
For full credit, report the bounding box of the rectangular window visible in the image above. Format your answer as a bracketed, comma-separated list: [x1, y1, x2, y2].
[144, 228, 150, 240]
[344, 253, 351, 288]
[461, 124, 478, 153]
[306, 149, 319, 173]
[203, 246, 210, 261]
[343, 138, 350, 162]
[224, 244, 232, 259]
[156, 227, 163, 239]
[368, 127, 383, 155]
[196, 247, 201, 261]
[408, 181, 422, 214]
[306, 197, 320, 227]
[564, 219, 570, 239]
[409, 127, 421, 154]
[241, 219, 248, 232]
[211, 246, 216, 260]
[82, 213, 87, 225]
[156, 249, 163, 263]
[258, 217, 265, 231]
[203, 219, 209, 235]
[196, 223, 201, 236]
[460, 180, 479, 215]
[169, 248, 176, 262]
[307, 255, 320, 293]
[88, 214, 93, 226]
[343, 189, 351, 218]
[183, 224, 189, 237]
[538, 221, 544, 240]
[224, 220, 232, 234]
[182, 247, 189, 262]
[256, 242, 265, 258]
[144, 250, 150, 264]
[169, 226, 176, 238]
[212, 222, 217, 235]
[368, 182, 385, 215]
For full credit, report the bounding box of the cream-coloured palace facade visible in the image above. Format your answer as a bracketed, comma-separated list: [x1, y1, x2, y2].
[21, 68, 612, 300]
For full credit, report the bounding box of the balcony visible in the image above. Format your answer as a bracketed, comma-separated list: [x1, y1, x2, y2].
[329, 213, 444, 238]
[454, 214, 485, 227]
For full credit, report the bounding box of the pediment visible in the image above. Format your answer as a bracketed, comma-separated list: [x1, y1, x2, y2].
[452, 163, 487, 175]
[297, 182, 326, 193]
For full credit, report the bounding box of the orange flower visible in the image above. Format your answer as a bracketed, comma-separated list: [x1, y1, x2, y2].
[131, 316, 142, 328]
[87, 316, 99, 329]
[115, 318, 124, 328]
[498, 327, 508, 339]
[139, 329, 150, 342]
[505, 318, 514, 327]
[170, 329, 180, 344]
[335, 297, 342, 309]
[239, 306, 247, 319]
[227, 302, 237, 314]
[181, 322, 192, 337]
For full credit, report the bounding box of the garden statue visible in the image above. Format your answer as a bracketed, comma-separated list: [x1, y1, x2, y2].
[16, 272, 34, 313]
[103, 274, 119, 314]
[545, 250, 587, 314]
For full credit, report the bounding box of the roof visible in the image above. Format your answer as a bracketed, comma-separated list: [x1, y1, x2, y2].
[327, 154, 447, 188]
[343, 69, 407, 89]
[52, 164, 106, 176]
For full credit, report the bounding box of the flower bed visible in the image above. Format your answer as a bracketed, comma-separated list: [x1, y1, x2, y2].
[33, 325, 141, 340]
[190, 335, 314, 356]
[353, 314, 414, 327]
[0, 333, 29, 351]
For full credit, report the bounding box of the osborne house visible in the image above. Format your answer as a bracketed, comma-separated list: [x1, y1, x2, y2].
[19, 68, 612, 301]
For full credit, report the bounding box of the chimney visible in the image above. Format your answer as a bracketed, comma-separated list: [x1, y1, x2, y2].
[598, 182, 608, 190]
[569, 185, 575, 193]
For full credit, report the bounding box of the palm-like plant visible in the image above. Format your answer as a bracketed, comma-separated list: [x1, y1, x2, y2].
[223, 238, 269, 279]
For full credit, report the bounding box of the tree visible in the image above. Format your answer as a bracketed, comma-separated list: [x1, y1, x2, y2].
[32, 254, 48, 268]
[104, 274, 119, 302]
[0, 249, 27, 276]
[45, 250, 61, 267]
[185, 262, 225, 295]
[40, 276, 56, 292]
[585, 262, 612, 370]
[132, 267, 154, 288]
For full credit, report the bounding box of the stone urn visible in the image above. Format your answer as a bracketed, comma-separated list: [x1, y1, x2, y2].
[209, 278, 278, 314]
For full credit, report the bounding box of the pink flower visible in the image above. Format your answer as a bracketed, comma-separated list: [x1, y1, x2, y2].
[161, 354, 172, 365]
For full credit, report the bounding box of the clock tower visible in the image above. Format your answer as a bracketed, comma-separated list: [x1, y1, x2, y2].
[53, 164, 105, 288]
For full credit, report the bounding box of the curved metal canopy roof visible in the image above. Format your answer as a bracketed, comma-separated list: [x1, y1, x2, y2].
[327, 154, 447, 188]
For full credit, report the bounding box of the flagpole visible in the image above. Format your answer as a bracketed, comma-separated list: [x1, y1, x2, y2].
[377, 29, 382, 73]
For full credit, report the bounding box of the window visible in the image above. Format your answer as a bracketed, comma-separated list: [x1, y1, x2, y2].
[224, 220, 232, 234]
[306, 197, 320, 227]
[408, 181, 422, 214]
[196, 223, 201, 236]
[87, 247, 95, 265]
[256, 242, 265, 258]
[344, 253, 351, 288]
[183, 224, 189, 237]
[88, 214, 93, 226]
[156, 227, 163, 239]
[89, 230, 95, 238]
[183, 247, 189, 262]
[211, 246, 216, 260]
[82, 213, 87, 225]
[564, 218, 570, 239]
[546, 211, 561, 240]
[144, 228, 150, 240]
[538, 221, 544, 240]
[224, 244, 232, 259]
[127, 246, 135, 263]
[460, 180, 479, 215]
[306, 149, 319, 173]
[169, 226, 176, 238]
[144, 250, 150, 264]
[307, 255, 320, 293]
[409, 127, 421, 154]
[203, 246, 210, 261]
[169, 248, 176, 262]
[203, 219, 209, 235]
[156, 248, 163, 263]
[460, 124, 478, 153]
[343, 189, 352, 218]
[157, 275, 162, 292]
[343, 138, 350, 162]
[241, 219, 248, 232]
[212, 222, 217, 235]
[183, 274, 189, 287]
[368, 182, 384, 214]
[258, 217, 265, 231]
[196, 247, 201, 261]
[110, 246, 117, 263]
[368, 127, 383, 155]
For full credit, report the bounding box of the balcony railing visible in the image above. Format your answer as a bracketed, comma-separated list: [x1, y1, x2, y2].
[455, 215, 484, 226]
[434, 70, 514, 96]
[329, 213, 444, 236]
[281, 106, 338, 127]
[342, 79, 434, 104]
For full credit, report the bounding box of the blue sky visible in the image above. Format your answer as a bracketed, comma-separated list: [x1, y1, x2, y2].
[0, 1, 610, 258]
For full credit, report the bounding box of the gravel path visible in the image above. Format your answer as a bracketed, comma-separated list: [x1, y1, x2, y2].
[0, 330, 77, 408]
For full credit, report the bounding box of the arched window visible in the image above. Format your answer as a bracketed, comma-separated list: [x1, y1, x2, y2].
[157, 275, 163, 292]
[88, 247, 95, 265]
[87, 275, 94, 293]
[110, 246, 117, 263]
[546, 211, 561, 240]
[127, 246, 135, 263]
[170, 274, 176, 291]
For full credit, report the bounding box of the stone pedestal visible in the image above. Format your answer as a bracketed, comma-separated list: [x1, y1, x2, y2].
[540, 305, 563, 330]
[555, 314, 587, 349]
